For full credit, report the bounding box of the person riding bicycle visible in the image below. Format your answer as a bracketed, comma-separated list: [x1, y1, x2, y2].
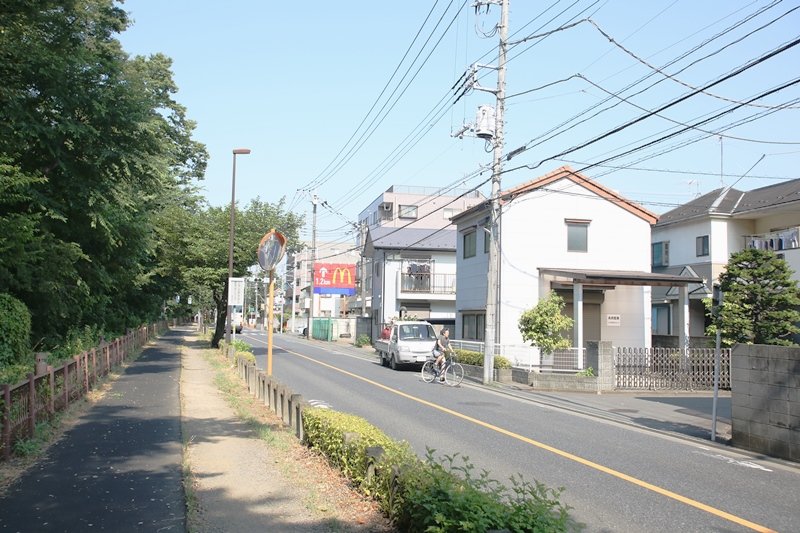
[434, 327, 451, 381]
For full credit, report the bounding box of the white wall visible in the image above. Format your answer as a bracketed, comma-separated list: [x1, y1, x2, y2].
[496, 178, 652, 347]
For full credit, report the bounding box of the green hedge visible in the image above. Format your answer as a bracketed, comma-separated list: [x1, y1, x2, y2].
[301, 407, 576, 532]
[454, 348, 512, 369]
[0, 293, 31, 367]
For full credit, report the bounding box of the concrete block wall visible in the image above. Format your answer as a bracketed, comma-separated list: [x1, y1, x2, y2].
[730, 344, 800, 462]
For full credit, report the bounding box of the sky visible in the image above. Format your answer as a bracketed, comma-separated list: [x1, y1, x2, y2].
[117, 1, 800, 248]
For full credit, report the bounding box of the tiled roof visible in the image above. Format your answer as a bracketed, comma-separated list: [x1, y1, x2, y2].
[655, 178, 800, 226]
[368, 227, 456, 251]
[452, 166, 657, 224]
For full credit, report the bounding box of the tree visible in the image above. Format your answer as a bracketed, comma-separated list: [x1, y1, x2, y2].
[175, 198, 304, 348]
[708, 248, 800, 346]
[518, 293, 574, 354]
[0, 1, 208, 346]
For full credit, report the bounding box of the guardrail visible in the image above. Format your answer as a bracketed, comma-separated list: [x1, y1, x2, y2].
[0, 321, 168, 460]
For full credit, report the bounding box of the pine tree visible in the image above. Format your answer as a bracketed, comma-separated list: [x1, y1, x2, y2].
[710, 248, 800, 346]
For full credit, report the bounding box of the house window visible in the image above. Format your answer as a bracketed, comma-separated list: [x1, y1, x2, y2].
[462, 313, 485, 341]
[399, 205, 418, 219]
[566, 219, 589, 252]
[652, 241, 669, 267]
[484, 229, 490, 253]
[696, 235, 709, 257]
[443, 208, 459, 219]
[463, 231, 477, 258]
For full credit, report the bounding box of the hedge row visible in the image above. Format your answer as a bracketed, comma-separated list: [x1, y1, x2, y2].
[302, 407, 576, 532]
[453, 348, 512, 369]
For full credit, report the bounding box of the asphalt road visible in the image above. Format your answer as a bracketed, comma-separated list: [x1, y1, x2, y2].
[243, 330, 799, 533]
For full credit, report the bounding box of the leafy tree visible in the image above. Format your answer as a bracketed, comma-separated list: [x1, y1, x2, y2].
[176, 198, 304, 348]
[707, 248, 800, 346]
[0, 1, 207, 347]
[518, 293, 574, 354]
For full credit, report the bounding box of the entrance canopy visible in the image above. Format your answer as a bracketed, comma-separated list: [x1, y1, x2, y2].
[537, 268, 704, 287]
[538, 267, 706, 352]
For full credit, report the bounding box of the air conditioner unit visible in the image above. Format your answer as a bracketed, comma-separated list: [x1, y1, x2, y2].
[381, 202, 393, 212]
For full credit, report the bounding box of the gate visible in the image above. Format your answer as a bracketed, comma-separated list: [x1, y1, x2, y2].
[615, 347, 731, 391]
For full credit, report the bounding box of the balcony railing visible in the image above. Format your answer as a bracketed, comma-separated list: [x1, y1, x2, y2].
[744, 226, 799, 252]
[399, 273, 456, 294]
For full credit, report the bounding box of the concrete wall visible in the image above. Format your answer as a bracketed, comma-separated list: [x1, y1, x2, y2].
[510, 341, 615, 392]
[730, 344, 800, 462]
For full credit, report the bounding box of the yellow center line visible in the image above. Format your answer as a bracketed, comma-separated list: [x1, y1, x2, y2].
[283, 346, 775, 533]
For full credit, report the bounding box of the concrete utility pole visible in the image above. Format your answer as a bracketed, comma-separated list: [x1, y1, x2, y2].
[482, 0, 509, 385]
[360, 221, 367, 317]
[306, 193, 318, 338]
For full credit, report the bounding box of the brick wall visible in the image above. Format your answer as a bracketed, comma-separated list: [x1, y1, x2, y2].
[731, 344, 800, 462]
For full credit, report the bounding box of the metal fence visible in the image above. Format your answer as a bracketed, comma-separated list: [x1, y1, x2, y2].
[0, 322, 166, 460]
[615, 346, 731, 391]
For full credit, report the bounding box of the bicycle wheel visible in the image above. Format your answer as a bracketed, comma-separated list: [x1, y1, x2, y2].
[421, 360, 437, 383]
[444, 362, 464, 386]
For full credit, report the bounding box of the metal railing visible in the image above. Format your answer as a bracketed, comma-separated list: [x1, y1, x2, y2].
[399, 273, 456, 295]
[615, 346, 731, 391]
[0, 322, 167, 460]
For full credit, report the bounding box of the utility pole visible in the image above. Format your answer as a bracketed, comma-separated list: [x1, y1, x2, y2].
[306, 193, 318, 338]
[481, 0, 509, 384]
[360, 221, 367, 317]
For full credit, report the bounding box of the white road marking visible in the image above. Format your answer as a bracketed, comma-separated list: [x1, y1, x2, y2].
[693, 451, 773, 472]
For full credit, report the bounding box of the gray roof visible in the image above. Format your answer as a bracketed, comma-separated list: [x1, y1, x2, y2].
[367, 227, 456, 251]
[656, 178, 800, 226]
[538, 268, 704, 287]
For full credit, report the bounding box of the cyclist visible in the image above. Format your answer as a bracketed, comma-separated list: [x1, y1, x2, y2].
[434, 327, 451, 381]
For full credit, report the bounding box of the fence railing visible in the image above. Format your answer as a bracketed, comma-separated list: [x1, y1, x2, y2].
[0, 322, 167, 460]
[615, 346, 731, 391]
[398, 273, 456, 295]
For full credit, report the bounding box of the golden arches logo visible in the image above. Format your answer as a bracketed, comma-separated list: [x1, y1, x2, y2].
[331, 267, 353, 285]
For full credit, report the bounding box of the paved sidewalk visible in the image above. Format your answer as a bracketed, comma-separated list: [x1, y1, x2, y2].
[0, 329, 185, 532]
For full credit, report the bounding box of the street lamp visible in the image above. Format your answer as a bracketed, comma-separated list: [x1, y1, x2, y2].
[225, 147, 251, 347]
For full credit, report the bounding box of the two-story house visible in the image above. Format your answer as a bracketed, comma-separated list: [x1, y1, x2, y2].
[651, 178, 800, 340]
[452, 166, 703, 367]
[355, 185, 485, 338]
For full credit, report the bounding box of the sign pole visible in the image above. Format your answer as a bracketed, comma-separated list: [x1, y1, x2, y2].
[267, 270, 275, 376]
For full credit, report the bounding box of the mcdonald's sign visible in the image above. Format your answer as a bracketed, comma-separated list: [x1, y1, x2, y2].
[313, 263, 356, 295]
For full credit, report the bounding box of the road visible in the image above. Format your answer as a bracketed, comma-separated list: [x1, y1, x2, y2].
[241, 329, 799, 533]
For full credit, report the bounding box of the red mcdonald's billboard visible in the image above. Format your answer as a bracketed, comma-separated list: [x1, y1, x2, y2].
[313, 263, 356, 295]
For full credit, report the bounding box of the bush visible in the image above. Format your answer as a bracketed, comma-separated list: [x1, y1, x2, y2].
[354, 333, 371, 347]
[0, 294, 32, 367]
[303, 407, 413, 486]
[393, 449, 574, 532]
[454, 348, 511, 369]
[301, 408, 576, 532]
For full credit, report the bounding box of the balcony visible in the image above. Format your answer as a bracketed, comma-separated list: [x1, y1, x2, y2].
[398, 273, 456, 297]
[744, 226, 799, 252]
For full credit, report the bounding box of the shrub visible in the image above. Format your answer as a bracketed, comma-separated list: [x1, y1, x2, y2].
[301, 408, 576, 532]
[354, 333, 371, 347]
[0, 294, 32, 367]
[394, 449, 574, 532]
[303, 407, 412, 486]
[453, 348, 511, 369]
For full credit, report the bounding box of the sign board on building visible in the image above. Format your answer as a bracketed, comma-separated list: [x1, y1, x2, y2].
[606, 314, 621, 327]
[313, 263, 356, 295]
[228, 277, 245, 306]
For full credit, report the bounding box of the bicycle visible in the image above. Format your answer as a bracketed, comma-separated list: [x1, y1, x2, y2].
[421, 350, 464, 386]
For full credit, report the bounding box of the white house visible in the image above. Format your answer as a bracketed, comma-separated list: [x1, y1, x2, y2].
[452, 166, 702, 367]
[651, 179, 800, 340]
[354, 185, 485, 336]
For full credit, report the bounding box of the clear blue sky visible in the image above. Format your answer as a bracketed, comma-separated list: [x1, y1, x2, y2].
[118, 1, 800, 245]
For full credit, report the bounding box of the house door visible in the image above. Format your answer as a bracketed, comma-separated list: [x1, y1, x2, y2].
[563, 303, 601, 343]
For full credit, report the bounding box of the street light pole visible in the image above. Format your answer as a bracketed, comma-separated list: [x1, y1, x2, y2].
[225, 148, 251, 347]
